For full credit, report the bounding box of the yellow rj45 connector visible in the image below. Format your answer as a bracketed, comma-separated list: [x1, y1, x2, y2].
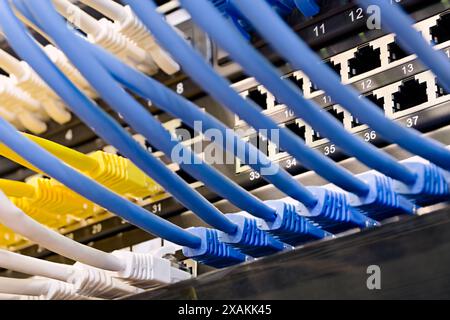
[0, 225, 23, 248]
[0, 178, 94, 229]
[0, 133, 163, 198]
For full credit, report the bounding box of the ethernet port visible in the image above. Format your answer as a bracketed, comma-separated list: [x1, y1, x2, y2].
[388, 40, 409, 62]
[327, 107, 345, 125]
[365, 93, 385, 110]
[174, 123, 197, 142]
[311, 60, 341, 93]
[285, 121, 306, 141]
[348, 45, 382, 78]
[311, 130, 323, 142]
[436, 81, 448, 98]
[431, 13, 450, 44]
[286, 74, 303, 94]
[392, 78, 428, 113]
[246, 88, 268, 110]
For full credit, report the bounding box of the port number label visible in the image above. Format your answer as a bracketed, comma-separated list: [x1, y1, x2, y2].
[402, 63, 414, 75]
[152, 202, 162, 214]
[176, 82, 184, 94]
[364, 130, 377, 142]
[249, 171, 261, 181]
[406, 115, 419, 128]
[313, 23, 326, 37]
[92, 223, 102, 235]
[324, 144, 336, 156]
[360, 79, 373, 91]
[445, 49, 450, 59]
[284, 109, 295, 118]
[286, 158, 297, 169]
[349, 8, 364, 22]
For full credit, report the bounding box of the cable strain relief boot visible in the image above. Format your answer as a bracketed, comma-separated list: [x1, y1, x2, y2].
[111, 250, 191, 289]
[118, 5, 180, 75]
[346, 172, 416, 221]
[257, 200, 332, 246]
[70, 263, 142, 299]
[292, 0, 320, 16]
[393, 162, 450, 207]
[45, 280, 91, 300]
[304, 187, 380, 234]
[217, 213, 288, 257]
[183, 227, 250, 268]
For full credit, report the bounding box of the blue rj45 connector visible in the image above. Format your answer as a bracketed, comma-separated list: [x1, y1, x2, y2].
[347, 172, 416, 221]
[182, 227, 250, 268]
[394, 162, 450, 207]
[257, 200, 332, 246]
[301, 187, 380, 234]
[209, 0, 296, 38]
[217, 214, 288, 258]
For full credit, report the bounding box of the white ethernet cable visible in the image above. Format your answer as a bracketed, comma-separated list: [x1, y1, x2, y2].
[0, 190, 192, 292]
[0, 276, 90, 300]
[0, 249, 141, 299]
[0, 48, 72, 125]
[78, 0, 180, 75]
[52, 0, 158, 75]
[0, 75, 48, 134]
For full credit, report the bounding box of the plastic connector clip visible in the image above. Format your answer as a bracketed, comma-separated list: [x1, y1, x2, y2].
[217, 214, 288, 257]
[394, 162, 450, 207]
[346, 172, 416, 221]
[256, 200, 332, 246]
[88, 151, 164, 198]
[301, 187, 380, 234]
[183, 227, 249, 268]
[112, 250, 192, 289]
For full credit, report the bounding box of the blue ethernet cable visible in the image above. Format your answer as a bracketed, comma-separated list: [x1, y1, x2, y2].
[0, 0, 252, 267]
[0, 0, 240, 238]
[229, 0, 450, 174]
[125, 0, 371, 196]
[19, 0, 320, 258]
[180, 0, 418, 187]
[358, 0, 450, 93]
[17, 0, 365, 244]
[123, 0, 415, 222]
[22, 1, 324, 211]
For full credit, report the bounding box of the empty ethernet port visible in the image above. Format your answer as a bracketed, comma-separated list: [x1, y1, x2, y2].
[431, 13, 450, 44]
[348, 45, 382, 78]
[310, 60, 341, 93]
[388, 40, 409, 63]
[365, 93, 385, 110]
[286, 74, 304, 94]
[246, 88, 268, 110]
[285, 121, 306, 141]
[436, 81, 448, 98]
[392, 78, 428, 113]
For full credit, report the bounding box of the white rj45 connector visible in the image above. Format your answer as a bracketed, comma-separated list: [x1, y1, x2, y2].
[78, 0, 180, 75]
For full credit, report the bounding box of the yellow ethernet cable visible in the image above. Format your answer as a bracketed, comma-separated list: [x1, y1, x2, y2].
[0, 133, 163, 198]
[0, 178, 94, 226]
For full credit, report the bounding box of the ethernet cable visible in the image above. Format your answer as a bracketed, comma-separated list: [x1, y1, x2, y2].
[0, 190, 192, 289]
[122, 0, 416, 222]
[0, 0, 250, 266]
[22, 0, 326, 257]
[0, 177, 92, 226]
[228, 0, 450, 173]
[0, 48, 71, 125]
[0, 276, 90, 300]
[0, 133, 164, 199]
[1, 0, 239, 240]
[0, 249, 142, 299]
[51, 0, 158, 75]
[25, 0, 373, 242]
[358, 0, 450, 93]
[77, 0, 180, 75]
[15, 1, 337, 257]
